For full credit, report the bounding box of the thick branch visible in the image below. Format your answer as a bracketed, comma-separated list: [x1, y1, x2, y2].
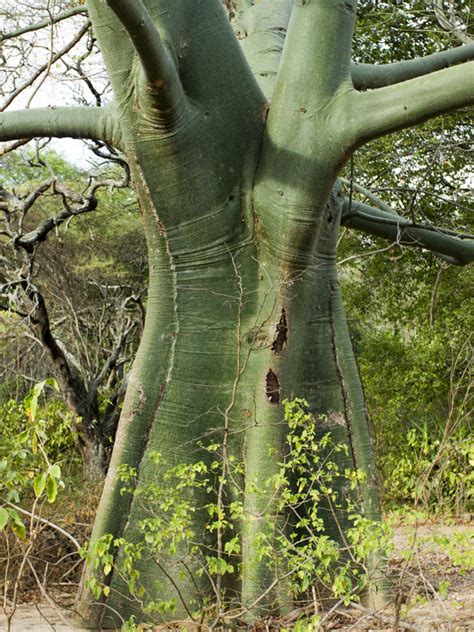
[0, 106, 114, 144]
[25, 288, 92, 414]
[0, 6, 88, 42]
[274, 0, 356, 104]
[352, 43, 474, 90]
[13, 195, 98, 253]
[341, 198, 474, 266]
[233, 0, 292, 100]
[105, 0, 184, 113]
[351, 61, 474, 145]
[0, 139, 30, 157]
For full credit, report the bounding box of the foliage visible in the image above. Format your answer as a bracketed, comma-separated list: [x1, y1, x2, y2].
[341, 263, 473, 513]
[354, 1, 471, 63]
[387, 424, 473, 512]
[339, 111, 473, 513]
[82, 399, 392, 629]
[0, 396, 78, 467]
[0, 379, 66, 538]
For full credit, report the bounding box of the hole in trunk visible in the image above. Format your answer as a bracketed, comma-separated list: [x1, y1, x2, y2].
[265, 369, 280, 404]
[271, 309, 288, 353]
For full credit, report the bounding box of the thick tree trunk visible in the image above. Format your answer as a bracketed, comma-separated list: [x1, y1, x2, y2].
[78, 180, 379, 627]
[73, 0, 386, 626]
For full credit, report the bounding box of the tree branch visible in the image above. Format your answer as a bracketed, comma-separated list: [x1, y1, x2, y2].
[105, 0, 185, 114]
[352, 43, 474, 90]
[339, 177, 396, 215]
[274, 0, 357, 104]
[23, 286, 93, 412]
[431, 0, 472, 46]
[0, 106, 115, 144]
[0, 6, 88, 42]
[351, 61, 474, 145]
[232, 0, 292, 100]
[92, 316, 135, 393]
[0, 138, 30, 157]
[13, 193, 98, 253]
[1, 21, 91, 111]
[341, 198, 474, 266]
[6, 503, 81, 550]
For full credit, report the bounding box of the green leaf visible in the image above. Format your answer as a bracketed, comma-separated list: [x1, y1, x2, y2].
[24, 378, 59, 422]
[11, 520, 26, 540]
[0, 507, 9, 530]
[7, 509, 26, 540]
[49, 464, 61, 479]
[46, 476, 58, 503]
[33, 472, 47, 497]
[224, 537, 241, 555]
[17, 429, 29, 444]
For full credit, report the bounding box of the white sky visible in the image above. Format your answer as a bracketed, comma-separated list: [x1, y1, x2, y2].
[1, 4, 108, 166]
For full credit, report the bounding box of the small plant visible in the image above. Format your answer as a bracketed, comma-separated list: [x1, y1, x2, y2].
[83, 399, 391, 629]
[0, 379, 66, 529]
[0, 379, 68, 621]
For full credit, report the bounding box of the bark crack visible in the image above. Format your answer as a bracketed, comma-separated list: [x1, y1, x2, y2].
[265, 369, 280, 404]
[271, 308, 288, 353]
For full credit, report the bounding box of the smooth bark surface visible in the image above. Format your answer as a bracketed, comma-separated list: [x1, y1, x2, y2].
[352, 42, 474, 89]
[342, 199, 474, 266]
[0, 107, 114, 143]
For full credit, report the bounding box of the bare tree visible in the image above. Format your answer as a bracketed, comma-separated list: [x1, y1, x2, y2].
[0, 147, 145, 479]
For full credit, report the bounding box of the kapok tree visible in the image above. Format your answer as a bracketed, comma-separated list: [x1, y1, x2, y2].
[1, 0, 473, 627]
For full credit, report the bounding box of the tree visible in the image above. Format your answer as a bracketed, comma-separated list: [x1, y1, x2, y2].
[1, 0, 473, 626]
[0, 149, 146, 479]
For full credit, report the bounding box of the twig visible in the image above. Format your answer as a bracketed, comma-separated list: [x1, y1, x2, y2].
[6, 503, 81, 551]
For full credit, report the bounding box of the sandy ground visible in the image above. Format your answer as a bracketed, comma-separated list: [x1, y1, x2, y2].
[0, 603, 83, 631]
[1, 521, 473, 631]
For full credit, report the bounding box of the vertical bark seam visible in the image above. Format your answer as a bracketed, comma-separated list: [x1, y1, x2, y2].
[328, 286, 358, 480]
[124, 160, 180, 492]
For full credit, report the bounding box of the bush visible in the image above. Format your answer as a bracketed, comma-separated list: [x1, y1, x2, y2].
[0, 384, 78, 469]
[0, 380, 88, 614]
